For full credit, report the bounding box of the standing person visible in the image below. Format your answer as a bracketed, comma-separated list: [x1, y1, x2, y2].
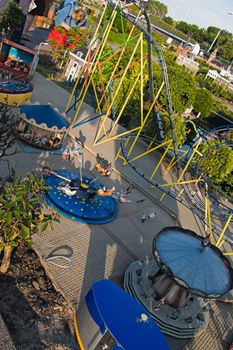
[124, 183, 134, 196]
[22, 0, 48, 40]
[55, 0, 87, 29]
[48, 0, 87, 47]
[9, 0, 31, 43]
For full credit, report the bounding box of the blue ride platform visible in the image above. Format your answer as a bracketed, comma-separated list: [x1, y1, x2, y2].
[44, 171, 118, 224]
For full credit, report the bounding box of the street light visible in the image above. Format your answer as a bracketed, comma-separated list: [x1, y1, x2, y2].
[207, 12, 232, 52]
[207, 29, 222, 53]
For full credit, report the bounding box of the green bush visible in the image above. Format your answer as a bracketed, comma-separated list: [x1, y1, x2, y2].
[0, 1, 24, 38]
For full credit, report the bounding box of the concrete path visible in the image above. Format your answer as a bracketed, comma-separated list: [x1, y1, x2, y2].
[0, 315, 16, 350]
[25, 73, 232, 350]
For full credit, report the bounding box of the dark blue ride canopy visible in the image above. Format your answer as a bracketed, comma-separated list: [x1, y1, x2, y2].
[44, 171, 118, 224]
[153, 227, 233, 297]
[86, 279, 170, 350]
[20, 104, 69, 129]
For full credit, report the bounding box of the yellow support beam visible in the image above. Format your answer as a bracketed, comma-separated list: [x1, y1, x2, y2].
[94, 34, 143, 145]
[160, 178, 202, 187]
[218, 240, 225, 249]
[108, 61, 147, 137]
[126, 81, 164, 157]
[150, 141, 172, 179]
[216, 214, 233, 247]
[95, 126, 141, 146]
[72, 9, 118, 126]
[177, 188, 184, 197]
[140, 34, 144, 124]
[129, 139, 172, 163]
[89, 1, 109, 47]
[91, 77, 102, 113]
[98, 20, 138, 108]
[66, 2, 109, 112]
[160, 192, 166, 202]
[207, 195, 213, 244]
[223, 252, 233, 256]
[115, 136, 130, 161]
[161, 138, 203, 201]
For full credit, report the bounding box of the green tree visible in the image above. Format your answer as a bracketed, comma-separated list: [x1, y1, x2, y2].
[160, 112, 185, 146]
[175, 21, 191, 35]
[193, 88, 213, 118]
[221, 173, 233, 195]
[0, 1, 24, 39]
[218, 39, 233, 61]
[163, 16, 174, 25]
[198, 141, 233, 183]
[148, 0, 168, 18]
[0, 174, 59, 273]
[153, 60, 197, 115]
[104, 4, 127, 34]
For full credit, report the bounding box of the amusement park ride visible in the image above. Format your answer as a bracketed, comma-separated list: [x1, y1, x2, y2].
[0, 0, 233, 348]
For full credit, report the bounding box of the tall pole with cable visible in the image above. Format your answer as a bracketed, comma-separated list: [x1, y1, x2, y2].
[207, 12, 232, 53]
[207, 29, 222, 53]
[139, 1, 165, 142]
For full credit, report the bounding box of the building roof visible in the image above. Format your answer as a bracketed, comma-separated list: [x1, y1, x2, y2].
[20, 104, 69, 131]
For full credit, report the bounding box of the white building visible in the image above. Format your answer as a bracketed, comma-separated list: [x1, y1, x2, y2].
[65, 51, 87, 82]
[220, 69, 233, 82]
[205, 69, 233, 91]
[176, 55, 199, 74]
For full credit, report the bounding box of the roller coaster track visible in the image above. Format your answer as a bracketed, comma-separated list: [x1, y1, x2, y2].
[84, 2, 233, 240]
[119, 134, 233, 245]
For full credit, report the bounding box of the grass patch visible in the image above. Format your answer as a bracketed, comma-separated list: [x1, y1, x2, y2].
[129, 4, 194, 43]
[107, 31, 158, 57]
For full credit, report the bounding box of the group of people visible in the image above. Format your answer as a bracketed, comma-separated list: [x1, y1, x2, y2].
[41, 166, 116, 199]
[41, 164, 134, 203]
[6, 0, 88, 44]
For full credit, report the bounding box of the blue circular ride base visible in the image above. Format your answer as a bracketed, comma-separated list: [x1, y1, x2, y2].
[44, 171, 118, 224]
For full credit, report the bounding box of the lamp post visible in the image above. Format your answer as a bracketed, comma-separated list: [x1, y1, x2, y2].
[207, 12, 232, 52]
[207, 29, 222, 53]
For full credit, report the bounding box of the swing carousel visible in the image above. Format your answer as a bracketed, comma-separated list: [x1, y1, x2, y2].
[16, 104, 69, 149]
[124, 227, 233, 339]
[42, 147, 118, 224]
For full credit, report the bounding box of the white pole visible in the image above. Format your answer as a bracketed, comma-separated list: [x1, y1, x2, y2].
[207, 29, 222, 53]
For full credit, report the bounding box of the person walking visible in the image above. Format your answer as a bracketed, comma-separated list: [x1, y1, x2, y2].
[22, 0, 49, 40]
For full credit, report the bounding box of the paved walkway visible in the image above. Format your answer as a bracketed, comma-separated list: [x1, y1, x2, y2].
[0, 315, 16, 350]
[26, 72, 233, 350]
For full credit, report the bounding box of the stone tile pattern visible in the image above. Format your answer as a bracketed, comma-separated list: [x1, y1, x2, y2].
[184, 301, 233, 350]
[0, 315, 16, 350]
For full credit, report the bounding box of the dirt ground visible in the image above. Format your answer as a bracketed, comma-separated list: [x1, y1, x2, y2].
[0, 242, 79, 350]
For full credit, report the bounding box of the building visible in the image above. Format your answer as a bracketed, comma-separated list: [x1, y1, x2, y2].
[65, 52, 86, 82]
[220, 68, 233, 82]
[176, 54, 199, 74]
[205, 69, 233, 91]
